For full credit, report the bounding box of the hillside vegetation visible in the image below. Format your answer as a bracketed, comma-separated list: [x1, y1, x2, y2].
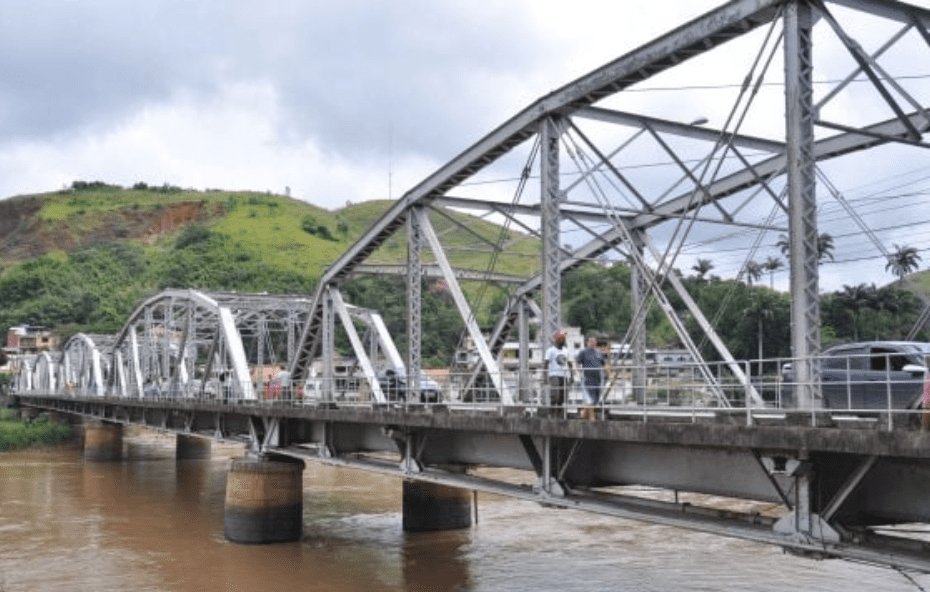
[0, 182, 538, 363]
[1, 181, 928, 367]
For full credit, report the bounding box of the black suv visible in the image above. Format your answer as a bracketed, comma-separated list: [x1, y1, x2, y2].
[781, 341, 929, 410]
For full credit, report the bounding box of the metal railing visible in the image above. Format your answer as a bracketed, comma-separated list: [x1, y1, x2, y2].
[12, 354, 928, 430]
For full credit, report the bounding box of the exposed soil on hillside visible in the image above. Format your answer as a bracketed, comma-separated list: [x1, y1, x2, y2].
[0, 199, 224, 262]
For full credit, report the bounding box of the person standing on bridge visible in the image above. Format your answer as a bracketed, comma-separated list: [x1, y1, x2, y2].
[544, 330, 572, 418]
[576, 337, 606, 420]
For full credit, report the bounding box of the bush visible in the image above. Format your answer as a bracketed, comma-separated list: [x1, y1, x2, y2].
[301, 215, 338, 241]
[0, 411, 72, 451]
[175, 225, 212, 249]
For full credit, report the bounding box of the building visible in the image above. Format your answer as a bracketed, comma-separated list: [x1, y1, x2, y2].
[5, 325, 59, 356]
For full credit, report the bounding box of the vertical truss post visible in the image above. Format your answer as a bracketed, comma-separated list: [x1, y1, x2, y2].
[130, 328, 143, 399]
[256, 316, 266, 396]
[287, 309, 296, 365]
[163, 299, 174, 381]
[170, 306, 192, 395]
[785, 0, 822, 408]
[518, 296, 531, 403]
[407, 206, 423, 403]
[630, 233, 648, 405]
[144, 308, 155, 382]
[322, 285, 335, 402]
[114, 350, 126, 398]
[541, 116, 562, 407]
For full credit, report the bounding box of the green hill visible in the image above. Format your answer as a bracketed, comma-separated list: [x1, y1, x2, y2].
[0, 182, 539, 351]
[1, 182, 539, 277]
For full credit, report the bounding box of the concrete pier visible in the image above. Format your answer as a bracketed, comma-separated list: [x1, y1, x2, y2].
[83, 421, 123, 462]
[402, 480, 473, 532]
[224, 455, 305, 544]
[176, 434, 211, 460]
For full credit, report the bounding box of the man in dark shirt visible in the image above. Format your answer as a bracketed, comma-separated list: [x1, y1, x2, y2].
[575, 337, 606, 420]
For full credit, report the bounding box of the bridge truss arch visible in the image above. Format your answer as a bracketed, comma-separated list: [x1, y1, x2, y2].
[58, 333, 114, 396]
[288, 0, 930, 408]
[103, 289, 312, 401]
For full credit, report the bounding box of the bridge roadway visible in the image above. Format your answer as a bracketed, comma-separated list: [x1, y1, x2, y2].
[11, 391, 930, 573]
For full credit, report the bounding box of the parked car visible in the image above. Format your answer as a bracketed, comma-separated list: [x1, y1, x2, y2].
[781, 341, 929, 409]
[377, 367, 441, 403]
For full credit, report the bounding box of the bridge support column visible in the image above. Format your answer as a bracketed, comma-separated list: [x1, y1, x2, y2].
[48, 411, 74, 427]
[83, 421, 123, 462]
[402, 470, 472, 532]
[18, 407, 39, 421]
[176, 434, 211, 460]
[224, 455, 305, 544]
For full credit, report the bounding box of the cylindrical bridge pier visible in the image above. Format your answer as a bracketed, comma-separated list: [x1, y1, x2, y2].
[224, 455, 305, 544]
[176, 434, 211, 460]
[83, 421, 123, 462]
[402, 476, 473, 532]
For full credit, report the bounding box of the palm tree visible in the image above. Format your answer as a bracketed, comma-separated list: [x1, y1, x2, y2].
[817, 233, 836, 263]
[776, 234, 789, 258]
[691, 258, 714, 280]
[837, 283, 874, 341]
[885, 243, 922, 283]
[871, 285, 902, 338]
[763, 256, 783, 289]
[743, 260, 763, 287]
[775, 232, 835, 263]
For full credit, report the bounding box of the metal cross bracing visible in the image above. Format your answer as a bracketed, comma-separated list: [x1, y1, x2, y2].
[288, 0, 930, 408]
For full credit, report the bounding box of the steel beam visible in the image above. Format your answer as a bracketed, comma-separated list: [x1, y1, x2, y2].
[417, 209, 512, 403]
[540, 117, 563, 364]
[784, 0, 822, 408]
[330, 288, 386, 403]
[407, 207, 423, 401]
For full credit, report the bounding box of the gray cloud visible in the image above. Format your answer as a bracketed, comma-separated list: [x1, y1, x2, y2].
[0, 0, 551, 162]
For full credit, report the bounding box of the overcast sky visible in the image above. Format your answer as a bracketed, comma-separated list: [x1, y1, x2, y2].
[1, 0, 929, 292]
[0, 0, 719, 203]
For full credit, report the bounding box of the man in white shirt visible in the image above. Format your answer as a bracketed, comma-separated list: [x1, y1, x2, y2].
[544, 330, 572, 417]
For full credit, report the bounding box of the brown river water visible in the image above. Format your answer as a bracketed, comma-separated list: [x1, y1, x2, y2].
[1, 429, 928, 592]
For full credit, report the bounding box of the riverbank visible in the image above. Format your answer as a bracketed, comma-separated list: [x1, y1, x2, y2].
[0, 407, 72, 451]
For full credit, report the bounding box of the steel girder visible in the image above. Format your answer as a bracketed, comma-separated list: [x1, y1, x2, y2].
[286, 0, 930, 411]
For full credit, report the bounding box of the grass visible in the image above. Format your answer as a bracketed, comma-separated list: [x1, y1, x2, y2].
[26, 186, 543, 279]
[39, 186, 215, 221]
[0, 408, 72, 451]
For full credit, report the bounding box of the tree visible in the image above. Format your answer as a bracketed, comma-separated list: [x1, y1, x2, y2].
[885, 243, 921, 283]
[762, 257, 783, 289]
[836, 283, 874, 341]
[742, 290, 780, 375]
[691, 258, 714, 280]
[775, 232, 835, 263]
[776, 234, 789, 258]
[743, 260, 763, 287]
[817, 233, 836, 263]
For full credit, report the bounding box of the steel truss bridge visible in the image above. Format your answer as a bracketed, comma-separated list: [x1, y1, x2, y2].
[10, 0, 930, 576]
